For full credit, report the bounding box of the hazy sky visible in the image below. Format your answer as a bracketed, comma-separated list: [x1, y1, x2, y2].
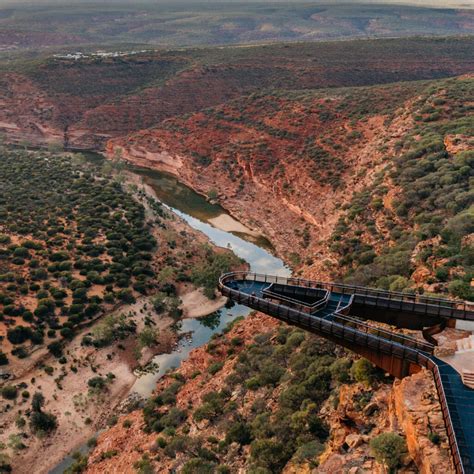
[0, 0, 472, 6]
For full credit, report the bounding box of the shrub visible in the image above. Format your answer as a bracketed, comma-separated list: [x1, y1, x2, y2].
[330, 358, 352, 383]
[193, 391, 226, 422]
[133, 454, 154, 474]
[448, 280, 472, 300]
[208, 361, 224, 375]
[87, 437, 97, 448]
[0, 352, 8, 365]
[156, 437, 167, 448]
[279, 384, 307, 410]
[47, 341, 63, 358]
[428, 431, 441, 445]
[370, 432, 407, 471]
[160, 407, 187, 429]
[182, 458, 215, 474]
[7, 326, 31, 345]
[30, 411, 58, 434]
[1, 386, 18, 400]
[293, 440, 324, 464]
[225, 421, 252, 445]
[138, 327, 158, 348]
[251, 439, 289, 471]
[260, 361, 286, 386]
[351, 358, 374, 385]
[88, 376, 108, 393]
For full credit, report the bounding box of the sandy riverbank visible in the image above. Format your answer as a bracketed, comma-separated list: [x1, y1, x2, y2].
[208, 213, 260, 237]
[180, 287, 228, 318]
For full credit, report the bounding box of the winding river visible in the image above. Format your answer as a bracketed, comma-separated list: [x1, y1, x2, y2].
[129, 165, 290, 396]
[50, 156, 290, 473]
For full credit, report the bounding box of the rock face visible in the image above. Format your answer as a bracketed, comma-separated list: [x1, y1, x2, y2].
[107, 83, 419, 274]
[316, 371, 453, 474]
[318, 382, 397, 473]
[392, 371, 454, 474]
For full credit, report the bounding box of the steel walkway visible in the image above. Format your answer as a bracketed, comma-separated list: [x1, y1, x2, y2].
[219, 272, 474, 474]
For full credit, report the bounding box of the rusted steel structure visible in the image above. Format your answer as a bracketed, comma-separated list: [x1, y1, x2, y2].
[218, 272, 474, 474]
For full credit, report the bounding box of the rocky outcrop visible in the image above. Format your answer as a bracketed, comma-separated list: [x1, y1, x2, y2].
[318, 383, 401, 473]
[316, 371, 453, 474]
[392, 370, 454, 474]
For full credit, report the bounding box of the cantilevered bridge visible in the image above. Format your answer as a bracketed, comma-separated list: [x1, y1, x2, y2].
[218, 272, 474, 474]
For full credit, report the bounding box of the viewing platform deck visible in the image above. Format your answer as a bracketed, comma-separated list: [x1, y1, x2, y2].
[219, 272, 474, 474]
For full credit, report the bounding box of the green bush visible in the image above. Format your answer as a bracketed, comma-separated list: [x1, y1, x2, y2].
[182, 458, 215, 474]
[330, 358, 352, 384]
[428, 431, 441, 445]
[1, 386, 18, 400]
[208, 361, 224, 375]
[351, 358, 374, 385]
[225, 421, 253, 445]
[193, 391, 226, 422]
[30, 411, 58, 434]
[0, 352, 9, 365]
[370, 432, 407, 472]
[251, 439, 289, 471]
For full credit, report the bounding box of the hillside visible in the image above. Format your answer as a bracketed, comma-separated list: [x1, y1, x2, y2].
[81, 74, 474, 473]
[82, 316, 451, 473]
[109, 75, 473, 300]
[0, 37, 473, 149]
[0, 2, 472, 50]
[0, 35, 472, 474]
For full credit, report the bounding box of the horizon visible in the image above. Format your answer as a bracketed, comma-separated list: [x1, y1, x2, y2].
[0, 0, 472, 8]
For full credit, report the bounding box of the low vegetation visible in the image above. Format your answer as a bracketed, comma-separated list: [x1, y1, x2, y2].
[139, 323, 389, 471]
[0, 149, 158, 361]
[331, 76, 473, 299]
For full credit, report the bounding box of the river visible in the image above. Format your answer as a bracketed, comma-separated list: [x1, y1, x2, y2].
[50, 155, 290, 473]
[128, 165, 290, 396]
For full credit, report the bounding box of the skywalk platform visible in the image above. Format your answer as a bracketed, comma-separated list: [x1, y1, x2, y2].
[219, 272, 474, 474]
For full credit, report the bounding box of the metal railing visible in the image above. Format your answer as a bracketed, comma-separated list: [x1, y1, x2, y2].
[422, 357, 465, 474]
[220, 272, 474, 320]
[330, 312, 434, 353]
[335, 293, 354, 315]
[219, 271, 467, 473]
[262, 283, 329, 314]
[219, 274, 433, 361]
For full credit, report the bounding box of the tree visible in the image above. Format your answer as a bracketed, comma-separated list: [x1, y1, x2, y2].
[30, 392, 57, 435]
[138, 327, 158, 348]
[370, 432, 407, 472]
